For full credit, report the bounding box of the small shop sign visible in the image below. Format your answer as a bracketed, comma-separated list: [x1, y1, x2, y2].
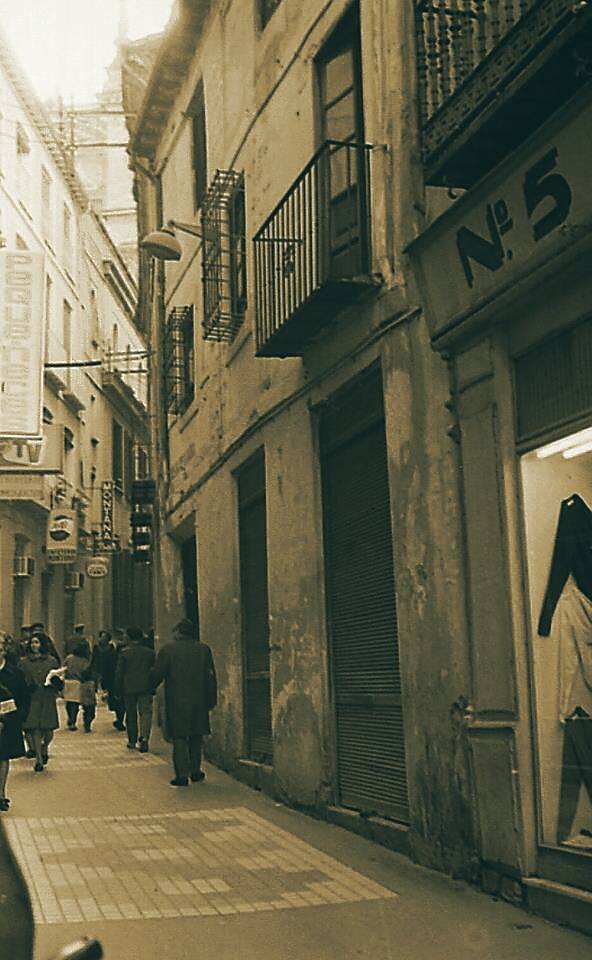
[86, 557, 109, 579]
[46, 508, 78, 563]
[0, 250, 45, 440]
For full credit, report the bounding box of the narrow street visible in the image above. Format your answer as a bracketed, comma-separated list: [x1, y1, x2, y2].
[0, 700, 589, 960]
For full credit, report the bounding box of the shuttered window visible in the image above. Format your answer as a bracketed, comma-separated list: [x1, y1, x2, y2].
[238, 452, 273, 762]
[321, 370, 409, 822]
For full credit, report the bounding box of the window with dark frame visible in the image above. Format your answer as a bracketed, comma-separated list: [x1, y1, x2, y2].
[63, 426, 75, 452]
[41, 166, 52, 244]
[164, 306, 195, 417]
[229, 178, 247, 319]
[16, 123, 30, 207]
[316, 5, 368, 278]
[189, 80, 208, 212]
[260, 0, 282, 28]
[201, 170, 246, 342]
[124, 431, 134, 499]
[112, 420, 123, 491]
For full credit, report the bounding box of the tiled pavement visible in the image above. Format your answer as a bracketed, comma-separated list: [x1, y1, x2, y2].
[3, 702, 402, 959]
[7, 806, 395, 925]
[4, 701, 592, 960]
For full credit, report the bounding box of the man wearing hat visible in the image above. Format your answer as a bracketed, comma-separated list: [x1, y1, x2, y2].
[150, 618, 217, 786]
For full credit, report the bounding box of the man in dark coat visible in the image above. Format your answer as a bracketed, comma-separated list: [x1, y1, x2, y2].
[115, 626, 155, 752]
[150, 618, 217, 786]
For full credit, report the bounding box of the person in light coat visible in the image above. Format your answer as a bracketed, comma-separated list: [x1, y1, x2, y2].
[150, 618, 217, 787]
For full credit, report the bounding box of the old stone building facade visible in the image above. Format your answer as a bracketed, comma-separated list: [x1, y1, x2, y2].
[0, 28, 151, 647]
[126, 0, 592, 932]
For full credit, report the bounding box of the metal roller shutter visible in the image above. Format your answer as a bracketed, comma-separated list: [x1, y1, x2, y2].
[238, 453, 273, 763]
[515, 317, 592, 445]
[321, 372, 409, 822]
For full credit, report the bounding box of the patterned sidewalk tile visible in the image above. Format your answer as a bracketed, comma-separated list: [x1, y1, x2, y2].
[6, 805, 397, 924]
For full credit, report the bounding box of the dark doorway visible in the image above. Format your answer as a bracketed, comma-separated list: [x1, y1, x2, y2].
[238, 451, 272, 763]
[181, 534, 199, 631]
[321, 369, 409, 822]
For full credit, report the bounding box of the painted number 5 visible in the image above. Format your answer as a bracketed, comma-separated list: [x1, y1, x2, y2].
[522, 148, 572, 242]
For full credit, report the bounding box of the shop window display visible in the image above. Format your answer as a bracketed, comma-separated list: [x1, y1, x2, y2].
[522, 425, 592, 851]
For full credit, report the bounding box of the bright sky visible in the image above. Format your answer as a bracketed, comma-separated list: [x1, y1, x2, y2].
[0, 0, 175, 104]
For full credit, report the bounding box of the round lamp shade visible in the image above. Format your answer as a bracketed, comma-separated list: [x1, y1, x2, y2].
[140, 227, 182, 261]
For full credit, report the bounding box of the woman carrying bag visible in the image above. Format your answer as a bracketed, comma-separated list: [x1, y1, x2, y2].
[0, 630, 30, 809]
[19, 632, 63, 771]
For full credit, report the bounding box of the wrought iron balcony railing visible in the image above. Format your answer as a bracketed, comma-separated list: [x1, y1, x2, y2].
[416, 0, 590, 184]
[254, 140, 374, 357]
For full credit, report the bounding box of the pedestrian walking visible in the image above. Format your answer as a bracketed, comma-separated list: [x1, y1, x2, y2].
[63, 643, 92, 730]
[150, 618, 217, 787]
[79, 666, 97, 733]
[64, 624, 90, 658]
[19, 633, 63, 771]
[0, 630, 31, 810]
[105, 630, 127, 731]
[115, 626, 155, 752]
[90, 630, 113, 698]
[29, 622, 61, 664]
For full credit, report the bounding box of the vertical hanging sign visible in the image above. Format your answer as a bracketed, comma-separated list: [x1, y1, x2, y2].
[0, 250, 46, 440]
[101, 480, 114, 550]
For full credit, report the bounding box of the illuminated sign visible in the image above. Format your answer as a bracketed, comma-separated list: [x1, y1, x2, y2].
[0, 251, 45, 440]
[46, 508, 78, 563]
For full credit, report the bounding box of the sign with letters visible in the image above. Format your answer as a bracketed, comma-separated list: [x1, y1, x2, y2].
[86, 557, 109, 579]
[0, 420, 63, 473]
[0, 250, 45, 440]
[408, 93, 592, 343]
[0, 473, 49, 507]
[101, 480, 114, 550]
[46, 508, 78, 563]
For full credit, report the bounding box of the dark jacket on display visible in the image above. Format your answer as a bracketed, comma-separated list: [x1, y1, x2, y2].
[150, 637, 217, 739]
[538, 493, 592, 636]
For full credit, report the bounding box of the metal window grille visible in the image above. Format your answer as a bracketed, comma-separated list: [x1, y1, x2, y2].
[164, 306, 195, 416]
[201, 170, 247, 342]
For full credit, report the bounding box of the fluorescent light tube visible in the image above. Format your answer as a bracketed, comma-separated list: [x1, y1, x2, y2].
[537, 426, 592, 459]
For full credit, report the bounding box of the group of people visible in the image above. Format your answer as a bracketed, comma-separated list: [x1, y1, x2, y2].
[0, 617, 217, 809]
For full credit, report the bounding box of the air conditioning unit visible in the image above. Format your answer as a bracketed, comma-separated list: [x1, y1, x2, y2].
[65, 571, 85, 591]
[13, 556, 35, 578]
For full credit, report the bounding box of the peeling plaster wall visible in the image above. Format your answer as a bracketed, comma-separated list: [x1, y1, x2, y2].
[144, 0, 478, 876]
[265, 405, 329, 809]
[383, 315, 477, 877]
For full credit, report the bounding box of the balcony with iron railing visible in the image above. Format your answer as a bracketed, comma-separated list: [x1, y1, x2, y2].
[254, 140, 376, 358]
[416, 0, 592, 186]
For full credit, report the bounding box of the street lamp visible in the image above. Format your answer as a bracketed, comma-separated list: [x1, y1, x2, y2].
[140, 219, 203, 262]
